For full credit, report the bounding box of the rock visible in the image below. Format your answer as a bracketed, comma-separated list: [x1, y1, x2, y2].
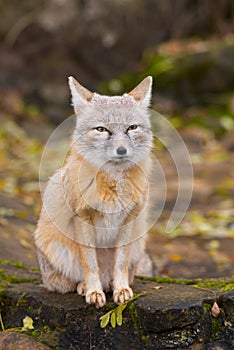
[0, 273, 233, 350]
[134, 281, 210, 333]
[220, 290, 234, 323]
[0, 331, 52, 350]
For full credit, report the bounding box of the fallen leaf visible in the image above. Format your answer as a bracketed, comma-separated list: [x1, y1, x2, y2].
[170, 254, 182, 262]
[22, 316, 34, 331]
[211, 302, 220, 318]
[19, 238, 33, 250]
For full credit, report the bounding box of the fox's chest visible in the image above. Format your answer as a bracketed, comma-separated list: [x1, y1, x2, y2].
[95, 167, 147, 204]
[94, 211, 125, 246]
[76, 165, 148, 228]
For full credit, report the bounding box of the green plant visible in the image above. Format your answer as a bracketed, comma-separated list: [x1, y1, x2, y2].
[0, 312, 34, 333]
[100, 293, 146, 328]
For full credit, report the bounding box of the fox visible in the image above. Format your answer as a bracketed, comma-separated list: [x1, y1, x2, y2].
[34, 76, 154, 308]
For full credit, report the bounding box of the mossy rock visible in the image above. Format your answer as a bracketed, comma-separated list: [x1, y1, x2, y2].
[0, 274, 233, 349]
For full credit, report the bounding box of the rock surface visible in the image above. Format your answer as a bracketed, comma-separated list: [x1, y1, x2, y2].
[0, 331, 51, 350]
[0, 265, 233, 350]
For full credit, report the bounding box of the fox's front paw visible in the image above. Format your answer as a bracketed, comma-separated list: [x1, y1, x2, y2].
[86, 290, 106, 309]
[77, 281, 86, 296]
[113, 287, 133, 304]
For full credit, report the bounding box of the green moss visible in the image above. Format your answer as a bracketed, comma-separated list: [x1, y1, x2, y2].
[0, 270, 37, 284]
[141, 335, 149, 341]
[0, 260, 26, 270]
[203, 303, 211, 312]
[29, 266, 40, 272]
[100, 301, 116, 313]
[136, 275, 201, 285]
[16, 293, 27, 307]
[28, 306, 35, 313]
[4, 275, 35, 284]
[30, 329, 41, 338]
[0, 260, 11, 266]
[181, 329, 189, 341]
[211, 317, 223, 334]
[128, 302, 142, 332]
[30, 327, 60, 348]
[0, 289, 11, 311]
[136, 275, 234, 292]
[203, 301, 223, 336]
[12, 262, 26, 270]
[194, 277, 234, 292]
[0, 282, 8, 293]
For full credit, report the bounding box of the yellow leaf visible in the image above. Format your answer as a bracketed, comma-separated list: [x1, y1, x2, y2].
[22, 316, 34, 330]
[19, 238, 33, 250]
[170, 254, 182, 262]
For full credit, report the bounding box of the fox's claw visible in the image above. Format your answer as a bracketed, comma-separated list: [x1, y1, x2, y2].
[86, 290, 106, 308]
[113, 287, 133, 304]
[78, 283, 106, 308]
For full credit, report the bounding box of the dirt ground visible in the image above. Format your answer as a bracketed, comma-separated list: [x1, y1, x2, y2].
[147, 125, 234, 278]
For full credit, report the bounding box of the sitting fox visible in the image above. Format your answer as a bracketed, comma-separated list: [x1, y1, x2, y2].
[34, 76, 154, 308]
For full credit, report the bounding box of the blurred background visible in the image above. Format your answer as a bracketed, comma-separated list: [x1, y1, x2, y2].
[0, 0, 233, 279]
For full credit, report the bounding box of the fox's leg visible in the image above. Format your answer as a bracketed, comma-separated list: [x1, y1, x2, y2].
[113, 244, 133, 304]
[37, 249, 77, 293]
[75, 220, 106, 308]
[77, 244, 106, 308]
[77, 280, 112, 295]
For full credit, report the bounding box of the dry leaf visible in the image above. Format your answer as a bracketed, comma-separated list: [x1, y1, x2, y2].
[211, 302, 220, 318]
[170, 254, 182, 262]
[19, 238, 33, 250]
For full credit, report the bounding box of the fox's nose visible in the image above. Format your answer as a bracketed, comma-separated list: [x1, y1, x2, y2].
[116, 146, 127, 155]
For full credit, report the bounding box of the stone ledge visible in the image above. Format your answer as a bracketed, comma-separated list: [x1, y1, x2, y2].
[0, 271, 233, 350]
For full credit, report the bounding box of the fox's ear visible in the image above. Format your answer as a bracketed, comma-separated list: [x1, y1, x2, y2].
[128, 76, 153, 107]
[68, 76, 93, 113]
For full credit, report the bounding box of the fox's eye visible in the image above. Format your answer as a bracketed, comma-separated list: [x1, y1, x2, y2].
[127, 124, 138, 131]
[96, 126, 108, 132]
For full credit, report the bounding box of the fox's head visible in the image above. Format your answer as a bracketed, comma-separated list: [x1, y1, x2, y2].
[68, 76, 153, 173]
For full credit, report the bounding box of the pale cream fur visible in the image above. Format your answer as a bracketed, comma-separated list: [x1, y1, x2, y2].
[34, 76, 154, 308]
